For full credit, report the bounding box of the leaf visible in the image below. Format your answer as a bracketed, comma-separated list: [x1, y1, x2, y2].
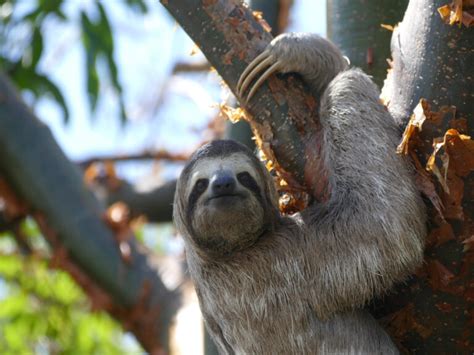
[425, 259, 464, 295]
[385, 303, 432, 339]
[397, 99, 433, 155]
[443, 129, 474, 177]
[38, 0, 62, 12]
[80, 6, 128, 121]
[80, 11, 100, 113]
[35, 73, 70, 123]
[10, 62, 70, 123]
[438, 0, 474, 27]
[125, 0, 149, 13]
[96, 3, 127, 122]
[30, 26, 44, 68]
[425, 129, 474, 220]
[426, 222, 455, 247]
[219, 103, 246, 123]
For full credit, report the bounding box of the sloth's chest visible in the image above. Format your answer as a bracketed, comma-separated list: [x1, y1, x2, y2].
[202, 255, 315, 348]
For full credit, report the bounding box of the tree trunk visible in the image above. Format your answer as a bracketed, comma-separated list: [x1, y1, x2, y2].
[374, 1, 474, 352]
[162, 0, 473, 353]
[327, 0, 408, 87]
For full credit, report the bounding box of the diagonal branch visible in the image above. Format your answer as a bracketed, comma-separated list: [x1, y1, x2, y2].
[161, 0, 329, 202]
[0, 73, 179, 353]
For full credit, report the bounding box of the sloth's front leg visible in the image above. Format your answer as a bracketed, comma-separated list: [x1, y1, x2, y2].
[237, 33, 348, 102]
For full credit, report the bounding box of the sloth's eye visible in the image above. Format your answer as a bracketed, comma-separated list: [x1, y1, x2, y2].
[237, 172, 252, 184]
[195, 179, 209, 193]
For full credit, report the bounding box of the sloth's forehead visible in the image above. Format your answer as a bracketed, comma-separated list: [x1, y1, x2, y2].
[187, 153, 260, 187]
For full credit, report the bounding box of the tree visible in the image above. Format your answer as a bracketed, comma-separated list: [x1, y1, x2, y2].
[161, 0, 473, 352]
[0, 0, 472, 353]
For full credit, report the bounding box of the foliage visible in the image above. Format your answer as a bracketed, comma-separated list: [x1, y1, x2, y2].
[0, 220, 143, 354]
[0, 0, 148, 123]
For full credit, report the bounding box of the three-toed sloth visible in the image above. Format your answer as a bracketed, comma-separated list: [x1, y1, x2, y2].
[174, 33, 426, 354]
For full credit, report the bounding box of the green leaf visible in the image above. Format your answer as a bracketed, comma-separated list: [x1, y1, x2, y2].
[96, 3, 128, 122]
[96, 3, 114, 53]
[30, 27, 43, 69]
[80, 11, 100, 113]
[34, 73, 70, 123]
[38, 0, 62, 14]
[80, 5, 127, 122]
[125, 0, 148, 14]
[10, 65, 70, 123]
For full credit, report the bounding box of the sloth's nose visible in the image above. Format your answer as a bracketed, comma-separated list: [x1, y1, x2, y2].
[211, 172, 236, 196]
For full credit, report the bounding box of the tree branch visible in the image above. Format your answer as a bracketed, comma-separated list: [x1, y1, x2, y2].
[78, 150, 189, 169]
[0, 73, 179, 353]
[104, 180, 176, 223]
[161, 0, 329, 201]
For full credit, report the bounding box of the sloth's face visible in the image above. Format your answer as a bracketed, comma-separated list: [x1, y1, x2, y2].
[184, 153, 267, 256]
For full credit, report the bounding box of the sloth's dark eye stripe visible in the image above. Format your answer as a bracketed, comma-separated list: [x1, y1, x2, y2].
[188, 178, 209, 212]
[237, 172, 260, 195]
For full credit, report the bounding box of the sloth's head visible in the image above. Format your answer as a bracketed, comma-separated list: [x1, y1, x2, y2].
[174, 140, 279, 258]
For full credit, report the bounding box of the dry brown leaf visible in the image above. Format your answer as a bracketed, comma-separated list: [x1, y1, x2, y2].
[386, 303, 432, 339]
[426, 129, 474, 190]
[426, 222, 456, 247]
[219, 104, 247, 123]
[438, 4, 452, 20]
[426, 259, 455, 289]
[397, 99, 433, 154]
[442, 173, 464, 220]
[427, 136, 450, 192]
[252, 11, 272, 32]
[416, 172, 444, 216]
[444, 129, 474, 177]
[438, 0, 473, 26]
[426, 259, 464, 295]
[425, 129, 474, 220]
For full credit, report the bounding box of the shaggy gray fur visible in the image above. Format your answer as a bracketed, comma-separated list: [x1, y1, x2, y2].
[174, 33, 426, 354]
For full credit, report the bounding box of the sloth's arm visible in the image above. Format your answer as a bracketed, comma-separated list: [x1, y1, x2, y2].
[238, 33, 426, 318]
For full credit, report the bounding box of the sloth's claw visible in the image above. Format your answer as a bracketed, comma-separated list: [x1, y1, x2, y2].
[237, 49, 282, 102]
[246, 60, 282, 102]
[238, 53, 273, 100]
[237, 50, 270, 96]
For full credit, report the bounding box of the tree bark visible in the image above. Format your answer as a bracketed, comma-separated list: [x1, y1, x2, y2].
[372, 1, 474, 353]
[383, 0, 473, 128]
[327, 0, 408, 87]
[161, 0, 329, 199]
[225, 0, 293, 150]
[0, 74, 179, 353]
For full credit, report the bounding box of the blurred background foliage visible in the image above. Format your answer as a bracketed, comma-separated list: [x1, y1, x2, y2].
[0, 220, 141, 353]
[0, 0, 154, 352]
[0, 0, 148, 123]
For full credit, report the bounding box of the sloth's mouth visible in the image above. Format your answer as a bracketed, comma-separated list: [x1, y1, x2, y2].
[207, 193, 244, 203]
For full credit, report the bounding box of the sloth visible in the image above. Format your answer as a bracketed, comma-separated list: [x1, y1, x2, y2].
[174, 33, 426, 354]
